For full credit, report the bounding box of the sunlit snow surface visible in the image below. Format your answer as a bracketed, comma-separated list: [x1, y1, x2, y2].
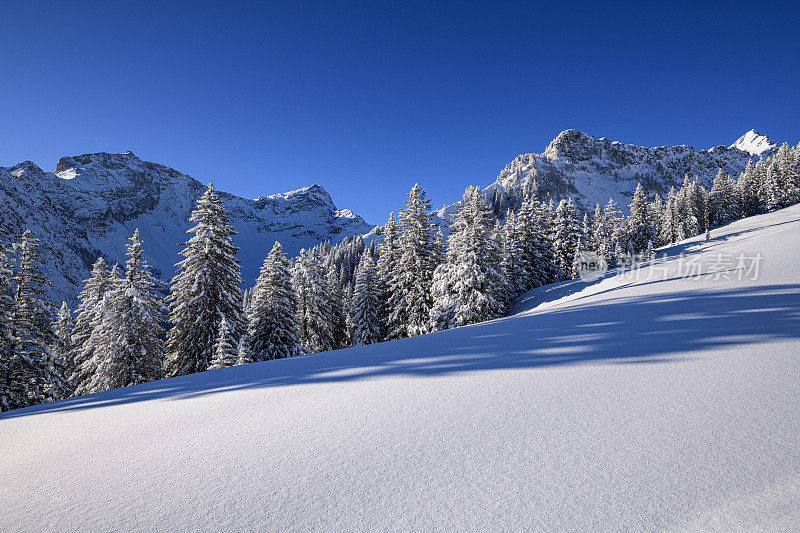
[2, 206, 800, 531]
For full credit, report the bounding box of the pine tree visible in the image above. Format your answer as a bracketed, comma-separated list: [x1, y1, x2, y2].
[430, 186, 506, 331]
[350, 252, 382, 345]
[627, 183, 651, 254]
[737, 160, 761, 218]
[325, 263, 349, 349]
[69, 257, 113, 394]
[388, 184, 438, 339]
[248, 242, 300, 360]
[208, 318, 237, 370]
[165, 184, 244, 377]
[235, 337, 253, 366]
[552, 198, 580, 279]
[7, 231, 65, 408]
[708, 169, 740, 227]
[571, 238, 585, 279]
[660, 189, 679, 244]
[51, 302, 74, 398]
[0, 241, 17, 410]
[81, 230, 164, 394]
[499, 210, 528, 298]
[292, 251, 334, 354]
[376, 213, 400, 340]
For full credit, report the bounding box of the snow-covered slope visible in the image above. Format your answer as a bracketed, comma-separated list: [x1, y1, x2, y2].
[440, 129, 780, 219]
[0, 152, 374, 304]
[3, 205, 799, 531]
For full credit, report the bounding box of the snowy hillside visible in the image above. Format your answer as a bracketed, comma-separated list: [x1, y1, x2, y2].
[440, 129, 780, 220]
[2, 204, 799, 531]
[0, 152, 374, 304]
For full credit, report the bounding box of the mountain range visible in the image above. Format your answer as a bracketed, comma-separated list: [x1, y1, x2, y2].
[439, 129, 779, 220]
[0, 129, 783, 305]
[0, 152, 373, 305]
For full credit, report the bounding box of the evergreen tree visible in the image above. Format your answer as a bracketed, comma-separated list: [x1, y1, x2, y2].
[235, 337, 253, 366]
[325, 263, 349, 349]
[81, 230, 164, 394]
[376, 213, 400, 340]
[51, 302, 74, 398]
[708, 169, 740, 227]
[552, 198, 580, 279]
[69, 257, 113, 394]
[248, 242, 300, 360]
[660, 189, 679, 244]
[292, 251, 334, 354]
[165, 184, 244, 377]
[350, 252, 382, 345]
[0, 241, 15, 410]
[627, 183, 651, 254]
[7, 231, 65, 408]
[208, 318, 237, 370]
[737, 160, 761, 218]
[388, 184, 437, 339]
[500, 210, 528, 297]
[430, 186, 506, 331]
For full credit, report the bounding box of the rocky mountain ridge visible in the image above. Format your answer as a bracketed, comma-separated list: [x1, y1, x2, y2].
[0, 152, 373, 305]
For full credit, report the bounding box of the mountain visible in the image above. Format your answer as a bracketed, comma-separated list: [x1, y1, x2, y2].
[3, 204, 799, 531]
[729, 129, 777, 156]
[440, 129, 780, 219]
[0, 151, 374, 305]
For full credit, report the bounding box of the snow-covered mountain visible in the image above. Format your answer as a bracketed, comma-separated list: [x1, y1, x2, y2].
[3, 204, 799, 531]
[441, 129, 780, 219]
[729, 129, 777, 156]
[0, 152, 374, 305]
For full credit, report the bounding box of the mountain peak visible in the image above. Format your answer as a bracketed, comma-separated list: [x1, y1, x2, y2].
[730, 129, 777, 156]
[55, 151, 142, 173]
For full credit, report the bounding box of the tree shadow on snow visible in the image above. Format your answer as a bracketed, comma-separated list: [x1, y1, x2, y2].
[3, 283, 800, 420]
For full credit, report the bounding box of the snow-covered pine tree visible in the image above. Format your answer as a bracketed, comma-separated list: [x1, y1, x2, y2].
[570, 238, 585, 280]
[0, 241, 16, 410]
[648, 195, 665, 247]
[248, 241, 301, 360]
[325, 263, 349, 349]
[7, 231, 65, 408]
[350, 251, 382, 345]
[660, 189, 679, 244]
[500, 210, 528, 298]
[165, 184, 244, 377]
[627, 183, 651, 254]
[208, 318, 237, 370]
[388, 184, 438, 339]
[51, 302, 74, 398]
[292, 251, 334, 354]
[552, 198, 580, 279]
[763, 161, 780, 212]
[69, 257, 113, 394]
[377, 212, 400, 340]
[430, 186, 506, 331]
[81, 230, 164, 394]
[235, 337, 253, 366]
[603, 198, 624, 266]
[708, 169, 740, 227]
[737, 160, 761, 218]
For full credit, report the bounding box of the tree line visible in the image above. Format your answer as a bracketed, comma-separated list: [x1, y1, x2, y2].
[1, 141, 798, 411]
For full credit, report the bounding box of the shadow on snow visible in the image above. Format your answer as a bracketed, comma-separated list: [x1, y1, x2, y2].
[3, 282, 800, 420]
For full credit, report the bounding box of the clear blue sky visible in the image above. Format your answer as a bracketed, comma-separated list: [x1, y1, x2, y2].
[1, 0, 798, 223]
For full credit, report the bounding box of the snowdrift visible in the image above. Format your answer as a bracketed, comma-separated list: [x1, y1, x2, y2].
[2, 205, 800, 531]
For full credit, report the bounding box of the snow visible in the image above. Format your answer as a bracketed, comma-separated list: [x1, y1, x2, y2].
[2, 205, 800, 531]
[730, 129, 778, 156]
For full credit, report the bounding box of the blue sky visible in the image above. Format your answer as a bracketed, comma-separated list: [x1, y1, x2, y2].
[1, 0, 798, 223]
